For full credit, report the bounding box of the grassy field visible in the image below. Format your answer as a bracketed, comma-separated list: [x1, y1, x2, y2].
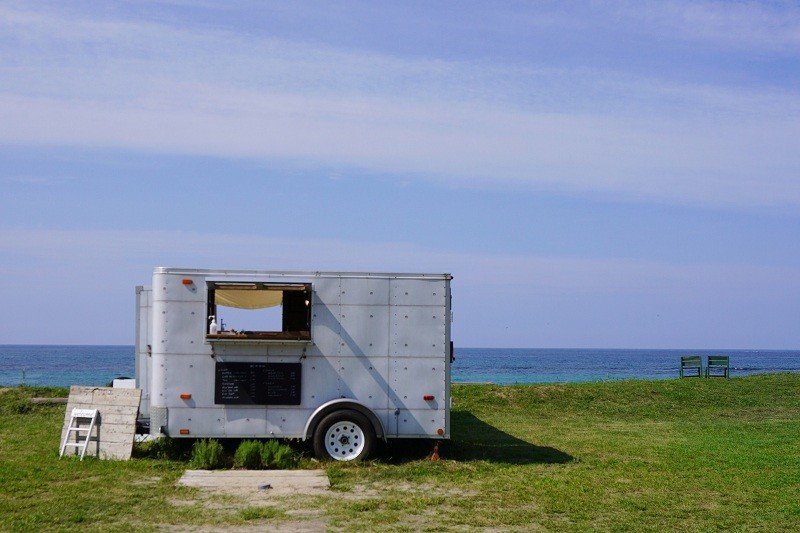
[1, 374, 799, 531]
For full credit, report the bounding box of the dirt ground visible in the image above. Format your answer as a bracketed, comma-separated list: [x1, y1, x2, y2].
[170, 469, 332, 531]
[169, 468, 475, 532]
[177, 469, 331, 499]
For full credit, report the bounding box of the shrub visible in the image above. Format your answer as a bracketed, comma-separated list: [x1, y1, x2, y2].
[134, 436, 192, 460]
[189, 439, 227, 469]
[261, 440, 298, 469]
[234, 440, 263, 469]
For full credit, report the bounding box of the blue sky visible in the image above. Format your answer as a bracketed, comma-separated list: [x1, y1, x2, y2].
[1, 0, 799, 348]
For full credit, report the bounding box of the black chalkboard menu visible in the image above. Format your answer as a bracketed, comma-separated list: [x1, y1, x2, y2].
[214, 362, 301, 405]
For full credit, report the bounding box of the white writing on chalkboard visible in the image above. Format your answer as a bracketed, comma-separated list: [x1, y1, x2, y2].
[214, 362, 301, 405]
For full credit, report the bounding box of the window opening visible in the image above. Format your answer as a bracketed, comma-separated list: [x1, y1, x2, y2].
[206, 282, 311, 341]
[216, 305, 282, 333]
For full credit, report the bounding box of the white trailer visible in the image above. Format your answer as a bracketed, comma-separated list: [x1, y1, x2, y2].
[135, 267, 453, 461]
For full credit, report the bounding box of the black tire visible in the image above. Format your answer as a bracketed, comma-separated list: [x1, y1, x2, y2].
[312, 409, 375, 461]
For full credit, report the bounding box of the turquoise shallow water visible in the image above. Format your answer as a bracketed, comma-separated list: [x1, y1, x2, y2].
[1, 345, 799, 387]
[0, 345, 133, 387]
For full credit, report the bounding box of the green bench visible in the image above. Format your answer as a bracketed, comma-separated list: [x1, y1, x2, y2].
[679, 356, 702, 378]
[705, 355, 730, 378]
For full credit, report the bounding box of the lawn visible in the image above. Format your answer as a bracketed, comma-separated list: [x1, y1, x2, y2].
[1, 374, 799, 531]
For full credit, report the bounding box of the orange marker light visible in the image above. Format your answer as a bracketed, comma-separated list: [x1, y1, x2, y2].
[182, 278, 193, 285]
[180, 393, 192, 400]
[179, 429, 190, 435]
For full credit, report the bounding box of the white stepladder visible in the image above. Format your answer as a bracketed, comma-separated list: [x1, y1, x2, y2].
[60, 408, 98, 460]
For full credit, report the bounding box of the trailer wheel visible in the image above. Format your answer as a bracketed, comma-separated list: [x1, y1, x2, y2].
[313, 410, 375, 461]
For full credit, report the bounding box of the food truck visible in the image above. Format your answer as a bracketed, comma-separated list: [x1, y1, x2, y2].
[135, 267, 453, 461]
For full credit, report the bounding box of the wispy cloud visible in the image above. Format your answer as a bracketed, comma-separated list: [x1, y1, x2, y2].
[623, 0, 800, 54]
[0, 1, 798, 208]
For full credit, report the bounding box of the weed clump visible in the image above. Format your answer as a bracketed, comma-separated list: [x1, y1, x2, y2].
[233, 440, 263, 469]
[134, 436, 192, 460]
[189, 439, 227, 469]
[261, 439, 297, 469]
[233, 439, 298, 469]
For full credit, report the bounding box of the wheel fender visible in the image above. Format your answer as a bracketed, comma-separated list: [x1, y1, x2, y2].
[304, 399, 385, 441]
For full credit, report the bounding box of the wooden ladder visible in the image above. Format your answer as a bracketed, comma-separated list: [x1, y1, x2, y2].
[60, 408, 98, 460]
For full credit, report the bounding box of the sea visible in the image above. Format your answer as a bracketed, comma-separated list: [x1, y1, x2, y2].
[2, 345, 800, 388]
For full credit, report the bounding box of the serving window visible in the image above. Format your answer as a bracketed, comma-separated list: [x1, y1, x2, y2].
[206, 282, 311, 341]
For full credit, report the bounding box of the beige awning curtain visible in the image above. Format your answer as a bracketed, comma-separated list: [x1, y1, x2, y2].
[215, 289, 283, 309]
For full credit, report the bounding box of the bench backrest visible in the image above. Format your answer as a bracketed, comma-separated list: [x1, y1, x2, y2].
[681, 356, 702, 367]
[707, 356, 729, 367]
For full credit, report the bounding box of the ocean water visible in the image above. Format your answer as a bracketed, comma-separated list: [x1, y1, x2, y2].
[1, 345, 799, 388]
[0, 345, 134, 388]
[453, 347, 800, 384]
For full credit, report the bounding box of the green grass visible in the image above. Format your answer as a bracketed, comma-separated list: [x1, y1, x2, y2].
[2, 375, 799, 531]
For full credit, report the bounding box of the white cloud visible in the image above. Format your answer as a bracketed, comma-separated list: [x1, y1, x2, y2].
[3, 86, 797, 209]
[0, 2, 798, 209]
[628, 0, 800, 54]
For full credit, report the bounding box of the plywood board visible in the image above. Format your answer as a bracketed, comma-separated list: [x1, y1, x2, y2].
[61, 386, 141, 460]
